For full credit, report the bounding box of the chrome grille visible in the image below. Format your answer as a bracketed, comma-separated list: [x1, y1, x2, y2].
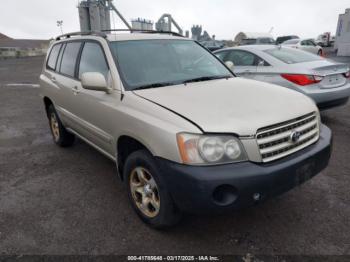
[256, 112, 319, 162]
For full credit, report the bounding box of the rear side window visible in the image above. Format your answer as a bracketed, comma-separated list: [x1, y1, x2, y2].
[60, 42, 82, 77]
[265, 48, 322, 64]
[47, 44, 61, 70]
[78, 42, 109, 79]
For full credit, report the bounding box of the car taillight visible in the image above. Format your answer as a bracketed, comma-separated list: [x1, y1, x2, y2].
[343, 71, 350, 78]
[281, 74, 323, 86]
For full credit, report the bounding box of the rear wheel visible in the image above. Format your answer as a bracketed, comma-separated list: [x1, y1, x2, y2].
[124, 150, 181, 228]
[48, 105, 75, 147]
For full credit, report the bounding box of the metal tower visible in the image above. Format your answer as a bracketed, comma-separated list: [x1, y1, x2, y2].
[78, 0, 131, 32]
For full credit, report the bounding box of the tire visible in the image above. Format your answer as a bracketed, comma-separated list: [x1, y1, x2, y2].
[124, 149, 182, 228]
[48, 105, 75, 147]
[318, 49, 323, 56]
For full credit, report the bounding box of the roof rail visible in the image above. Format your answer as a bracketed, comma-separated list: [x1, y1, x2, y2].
[55, 31, 107, 41]
[101, 29, 184, 38]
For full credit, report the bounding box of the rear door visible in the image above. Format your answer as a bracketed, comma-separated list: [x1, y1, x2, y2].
[53, 41, 83, 131]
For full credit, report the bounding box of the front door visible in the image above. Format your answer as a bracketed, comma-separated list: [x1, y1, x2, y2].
[224, 50, 258, 79]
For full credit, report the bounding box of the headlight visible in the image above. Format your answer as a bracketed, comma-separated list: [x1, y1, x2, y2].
[176, 133, 248, 165]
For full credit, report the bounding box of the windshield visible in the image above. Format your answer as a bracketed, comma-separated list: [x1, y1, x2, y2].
[240, 39, 257, 45]
[259, 38, 275, 44]
[265, 47, 323, 64]
[283, 39, 299, 45]
[109, 39, 232, 91]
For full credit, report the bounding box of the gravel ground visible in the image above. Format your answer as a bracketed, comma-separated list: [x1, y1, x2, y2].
[0, 55, 349, 256]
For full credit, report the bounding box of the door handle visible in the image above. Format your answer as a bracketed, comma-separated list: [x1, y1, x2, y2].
[51, 76, 57, 83]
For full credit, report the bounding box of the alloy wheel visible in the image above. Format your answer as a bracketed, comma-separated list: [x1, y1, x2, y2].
[50, 113, 60, 142]
[129, 167, 160, 218]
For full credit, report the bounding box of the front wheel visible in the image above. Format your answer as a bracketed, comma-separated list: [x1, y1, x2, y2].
[124, 150, 182, 228]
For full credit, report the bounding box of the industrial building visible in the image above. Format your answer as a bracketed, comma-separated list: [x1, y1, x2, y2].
[77, 0, 184, 35]
[335, 8, 350, 56]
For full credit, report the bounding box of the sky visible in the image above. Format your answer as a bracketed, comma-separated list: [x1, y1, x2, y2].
[0, 0, 348, 40]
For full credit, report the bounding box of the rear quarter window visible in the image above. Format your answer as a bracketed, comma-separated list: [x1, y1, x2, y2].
[46, 44, 61, 71]
[265, 48, 322, 64]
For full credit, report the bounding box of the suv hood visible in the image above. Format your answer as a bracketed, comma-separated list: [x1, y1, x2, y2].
[134, 78, 317, 135]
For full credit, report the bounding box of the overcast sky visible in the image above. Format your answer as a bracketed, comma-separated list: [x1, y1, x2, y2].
[0, 0, 348, 40]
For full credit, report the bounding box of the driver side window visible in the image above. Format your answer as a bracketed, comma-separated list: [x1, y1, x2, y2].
[78, 42, 109, 80]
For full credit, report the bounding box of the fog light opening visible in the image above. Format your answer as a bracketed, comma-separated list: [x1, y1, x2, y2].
[212, 185, 238, 206]
[253, 193, 261, 202]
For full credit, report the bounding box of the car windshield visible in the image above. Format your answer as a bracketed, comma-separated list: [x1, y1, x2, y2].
[240, 39, 257, 45]
[109, 39, 232, 91]
[282, 39, 299, 45]
[265, 47, 323, 64]
[259, 38, 275, 44]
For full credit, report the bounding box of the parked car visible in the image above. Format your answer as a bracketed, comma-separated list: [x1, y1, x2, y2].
[40, 31, 332, 228]
[282, 38, 323, 56]
[214, 45, 350, 109]
[240, 37, 275, 46]
[276, 35, 299, 45]
[199, 40, 225, 51]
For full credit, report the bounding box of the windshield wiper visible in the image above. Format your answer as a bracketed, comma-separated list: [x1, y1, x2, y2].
[133, 82, 176, 91]
[182, 75, 232, 84]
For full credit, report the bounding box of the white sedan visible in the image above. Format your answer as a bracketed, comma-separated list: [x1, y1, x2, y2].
[282, 38, 323, 56]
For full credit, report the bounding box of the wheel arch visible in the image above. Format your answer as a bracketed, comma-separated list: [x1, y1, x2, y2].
[43, 96, 54, 117]
[116, 135, 155, 181]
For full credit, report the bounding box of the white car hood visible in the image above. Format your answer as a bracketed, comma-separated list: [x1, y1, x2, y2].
[134, 78, 317, 135]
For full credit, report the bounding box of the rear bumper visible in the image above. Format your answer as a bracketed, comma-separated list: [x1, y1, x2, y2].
[156, 125, 332, 214]
[300, 82, 350, 109]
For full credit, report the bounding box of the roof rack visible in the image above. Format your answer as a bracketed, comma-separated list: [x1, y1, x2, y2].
[55, 31, 107, 41]
[55, 29, 184, 41]
[101, 29, 184, 37]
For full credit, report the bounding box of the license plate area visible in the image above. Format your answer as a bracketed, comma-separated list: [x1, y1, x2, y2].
[321, 74, 346, 89]
[295, 160, 316, 185]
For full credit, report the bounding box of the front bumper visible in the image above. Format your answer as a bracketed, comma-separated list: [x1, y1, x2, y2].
[156, 125, 332, 214]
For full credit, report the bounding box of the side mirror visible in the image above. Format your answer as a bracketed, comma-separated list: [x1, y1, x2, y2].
[258, 60, 265, 67]
[225, 61, 234, 71]
[81, 72, 110, 93]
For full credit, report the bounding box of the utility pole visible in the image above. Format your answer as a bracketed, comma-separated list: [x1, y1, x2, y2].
[57, 20, 64, 34]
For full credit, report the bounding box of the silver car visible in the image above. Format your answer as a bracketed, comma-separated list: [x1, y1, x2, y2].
[282, 38, 323, 56]
[214, 45, 350, 109]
